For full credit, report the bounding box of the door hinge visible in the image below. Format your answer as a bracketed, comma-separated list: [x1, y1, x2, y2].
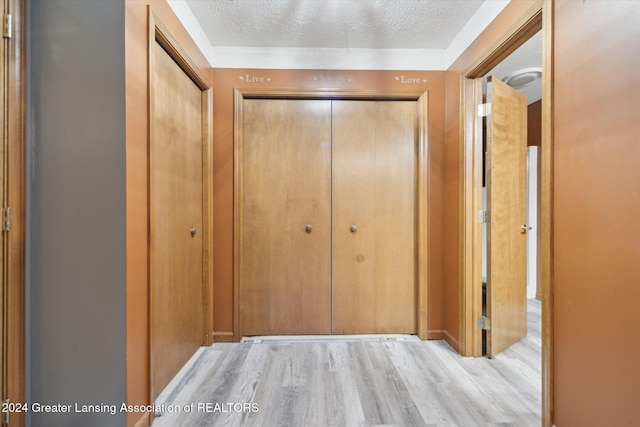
[2, 207, 11, 232]
[478, 316, 491, 331]
[1, 398, 9, 425]
[3, 14, 11, 39]
[477, 210, 490, 224]
[478, 102, 492, 117]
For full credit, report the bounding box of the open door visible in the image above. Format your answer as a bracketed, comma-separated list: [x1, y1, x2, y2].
[486, 77, 528, 357]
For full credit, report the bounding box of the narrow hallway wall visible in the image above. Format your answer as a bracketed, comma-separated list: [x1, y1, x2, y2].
[28, 0, 127, 426]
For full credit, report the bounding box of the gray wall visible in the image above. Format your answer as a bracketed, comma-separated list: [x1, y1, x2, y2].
[28, 1, 127, 426]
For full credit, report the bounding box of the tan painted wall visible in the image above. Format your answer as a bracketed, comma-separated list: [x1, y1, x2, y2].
[553, 1, 640, 424]
[211, 69, 448, 342]
[125, 2, 212, 426]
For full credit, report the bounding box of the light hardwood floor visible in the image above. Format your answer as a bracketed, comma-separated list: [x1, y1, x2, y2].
[153, 299, 541, 427]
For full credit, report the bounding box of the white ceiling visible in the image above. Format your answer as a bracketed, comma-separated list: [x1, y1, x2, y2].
[184, 0, 484, 49]
[171, 0, 541, 97]
[169, 0, 511, 70]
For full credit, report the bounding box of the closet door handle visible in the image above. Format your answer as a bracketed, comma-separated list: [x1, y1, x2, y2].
[305, 224, 313, 234]
[350, 225, 358, 234]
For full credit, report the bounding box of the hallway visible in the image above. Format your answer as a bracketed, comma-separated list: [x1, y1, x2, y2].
[152, 300, 541, 426]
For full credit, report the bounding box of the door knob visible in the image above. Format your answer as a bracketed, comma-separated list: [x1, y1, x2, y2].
[305, 224, 313, 234]
[350, 225, 358, 234]
[190, 227, 197, 237]
[520, 224, 532, 234]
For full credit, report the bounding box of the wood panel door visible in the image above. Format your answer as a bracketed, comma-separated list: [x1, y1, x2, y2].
[239, 99, 332, 335]
[486, 77, 528, 357]
[150, 39, 204, 398]
[331, 100, 417, 334]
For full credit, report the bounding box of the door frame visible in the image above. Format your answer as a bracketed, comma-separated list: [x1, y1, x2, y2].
[233, 88, 429, 341]
[459, 0, 553, 425]
[2, 0, 26, 425]
[147, 8, 213, 403]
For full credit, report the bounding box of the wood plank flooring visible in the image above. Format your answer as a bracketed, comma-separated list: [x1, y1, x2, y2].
[152, 299, 541, 426]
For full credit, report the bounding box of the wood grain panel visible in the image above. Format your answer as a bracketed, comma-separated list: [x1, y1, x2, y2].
[239, 99, 332, 335]
[331, 100, 417, 334]
[150, 40, 203, 398]
[486, 77, 528, 357]
[4, 0, 26, 424]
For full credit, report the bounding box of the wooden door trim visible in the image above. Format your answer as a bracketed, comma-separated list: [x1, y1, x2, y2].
[234, 88, 428, 101]
[459, 0, 553, 424]
[415, 93, 429, 340]
[147, 7, 213, 404]
[462, 3, 543, 78]
[3, 0, 26, 425]
[234, 88, 429, 341]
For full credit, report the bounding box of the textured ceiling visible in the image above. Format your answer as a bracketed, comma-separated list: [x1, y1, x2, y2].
[184, 0, 485, 49]
[177, 0, 537, 83]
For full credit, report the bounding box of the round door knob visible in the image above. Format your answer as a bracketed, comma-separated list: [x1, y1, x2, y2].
[520, 224, 532, 234]
[305, 224, 313, 234]
[190, 227, 197, 237]
[350, 225, 358, 234]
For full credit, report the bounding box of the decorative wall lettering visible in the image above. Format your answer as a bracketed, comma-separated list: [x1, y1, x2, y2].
[239, 74, 271, 83]
[394, 75, 428, 84]
[312, 74, 352, 86]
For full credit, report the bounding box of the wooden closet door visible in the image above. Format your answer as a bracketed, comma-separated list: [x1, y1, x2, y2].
[331, 100, 417, 334]
[240, 99, 332, 335]
[150, 40, 204, 398]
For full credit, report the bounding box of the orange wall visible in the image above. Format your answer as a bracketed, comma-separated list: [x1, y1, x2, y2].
[527, 100, 541, 146]
[125, 2, 211, 426]
[211, 69, 447, 341]
[553, 1, 640, 425]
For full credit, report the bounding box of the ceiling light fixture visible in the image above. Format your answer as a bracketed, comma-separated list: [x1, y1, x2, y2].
[502, 67, 542, 89]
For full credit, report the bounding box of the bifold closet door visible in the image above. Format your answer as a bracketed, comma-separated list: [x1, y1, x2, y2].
[331, 100, 417, 334]
[240, 99, 332, 335]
